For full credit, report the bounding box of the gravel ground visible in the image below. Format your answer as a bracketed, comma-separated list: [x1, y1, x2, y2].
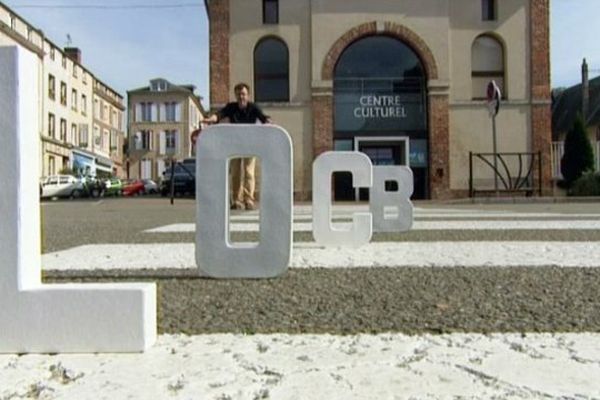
[46, 267, 600, 335]
[41, 198, 600, 335]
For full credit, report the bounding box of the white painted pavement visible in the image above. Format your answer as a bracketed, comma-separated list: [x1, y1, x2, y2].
[145, 219, 600, 233]
[1, 332, 599, 399]
[42, 241, 600, 271]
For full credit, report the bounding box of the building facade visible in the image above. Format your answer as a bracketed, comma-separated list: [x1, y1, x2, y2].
[0, 2, 126, 179]
[128, 78, 204, 181]
[205, 0, 552, 200]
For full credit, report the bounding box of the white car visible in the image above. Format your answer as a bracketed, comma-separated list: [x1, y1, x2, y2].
[142, 179, 158, 194]
[40, 175, 84, 199]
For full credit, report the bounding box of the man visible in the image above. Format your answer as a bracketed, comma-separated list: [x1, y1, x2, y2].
[202, 83, 271, 210]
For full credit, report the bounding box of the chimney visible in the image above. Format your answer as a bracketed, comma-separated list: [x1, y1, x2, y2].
[64, 47, 81, 64]
[582, 58, 589, 121]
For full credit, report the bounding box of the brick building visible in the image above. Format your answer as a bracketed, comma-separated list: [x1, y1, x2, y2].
[205, 0, 551, 200]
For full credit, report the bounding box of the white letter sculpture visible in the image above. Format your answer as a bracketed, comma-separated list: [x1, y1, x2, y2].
[370, 166, 414, 232]
[312, 152, 373, 246]
[196, 124, 293, 278]
[0, 46, 156, 353]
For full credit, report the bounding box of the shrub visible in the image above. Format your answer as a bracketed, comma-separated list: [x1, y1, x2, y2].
[569, 171, 600, 196]
[561, 114, 595, 186]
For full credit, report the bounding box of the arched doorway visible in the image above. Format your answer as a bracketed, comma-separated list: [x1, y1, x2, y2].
[333, 35, 429, 200]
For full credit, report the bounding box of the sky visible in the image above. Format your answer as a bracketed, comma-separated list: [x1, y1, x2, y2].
[4, 0, 598, 106]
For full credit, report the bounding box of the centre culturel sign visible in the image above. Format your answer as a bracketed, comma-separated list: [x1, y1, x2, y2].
[354, 95, 409, 119]
[335, 90, 426, 132]
[1, 46, 414, 353]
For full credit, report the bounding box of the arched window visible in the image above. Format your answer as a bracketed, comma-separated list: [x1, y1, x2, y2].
[333, 35, 426, 133]
[471, 35, 505, 99]
[254, 37, 289, 102]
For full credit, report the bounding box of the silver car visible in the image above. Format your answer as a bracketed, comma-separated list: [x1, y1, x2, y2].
[142, 179, 158, 194]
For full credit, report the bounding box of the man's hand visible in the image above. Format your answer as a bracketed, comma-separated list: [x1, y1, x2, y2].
[201, 113, 219, 124]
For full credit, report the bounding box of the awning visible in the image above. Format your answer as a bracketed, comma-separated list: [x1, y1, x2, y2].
[95, 164, 113, 173]
[96, 155, 113, 168]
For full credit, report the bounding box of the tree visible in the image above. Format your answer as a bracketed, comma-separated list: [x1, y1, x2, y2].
[561, 114, 595, 186]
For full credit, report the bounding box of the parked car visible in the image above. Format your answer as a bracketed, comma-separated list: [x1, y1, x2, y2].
[82, 177, 106, 198]
[104, 178, 123, 196]
[142, 179, 158, 194]
[40, 175, 84, 199]
[160, 160, 196, 197]
[122, 180, 146, 196]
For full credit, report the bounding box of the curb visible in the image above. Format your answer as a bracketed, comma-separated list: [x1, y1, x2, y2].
[432, 196, 600, 205]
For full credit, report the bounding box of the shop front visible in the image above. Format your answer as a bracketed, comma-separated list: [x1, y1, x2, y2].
[71, 149, 95, 177]
[333, 35, 429, 200]
[95, 155, 114, 179]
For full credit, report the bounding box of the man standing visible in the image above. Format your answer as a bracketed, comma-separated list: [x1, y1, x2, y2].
[202, 83, 271, 210]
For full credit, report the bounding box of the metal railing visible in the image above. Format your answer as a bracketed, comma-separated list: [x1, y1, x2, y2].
[469, 152, 542, 197]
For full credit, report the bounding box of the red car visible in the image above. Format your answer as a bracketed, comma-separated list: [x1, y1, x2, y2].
[122, 180, 146, 196]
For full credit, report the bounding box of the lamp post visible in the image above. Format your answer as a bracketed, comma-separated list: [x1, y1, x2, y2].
[167, 147, 177, 205]
[486, 80, 501, 196]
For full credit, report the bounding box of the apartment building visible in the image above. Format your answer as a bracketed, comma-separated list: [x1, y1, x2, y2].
[0, 2, 126, 178]
[128, 78, 204, 181]
[206, 0, 552, 199]
[93, 79, 126, 177]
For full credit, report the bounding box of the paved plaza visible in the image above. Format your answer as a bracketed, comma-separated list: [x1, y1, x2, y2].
[2, 198, 600, 399]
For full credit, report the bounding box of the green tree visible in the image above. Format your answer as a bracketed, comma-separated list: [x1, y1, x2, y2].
[561, 114, 595, 186]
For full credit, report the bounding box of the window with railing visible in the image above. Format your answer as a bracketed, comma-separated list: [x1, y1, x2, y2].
[81, 94, 87, 115]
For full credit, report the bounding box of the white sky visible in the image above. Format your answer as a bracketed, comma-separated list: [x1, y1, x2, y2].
[4, 0, 596, 104]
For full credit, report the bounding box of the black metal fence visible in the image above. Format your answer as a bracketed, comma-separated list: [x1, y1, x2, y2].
[469, 152, 542, 197]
